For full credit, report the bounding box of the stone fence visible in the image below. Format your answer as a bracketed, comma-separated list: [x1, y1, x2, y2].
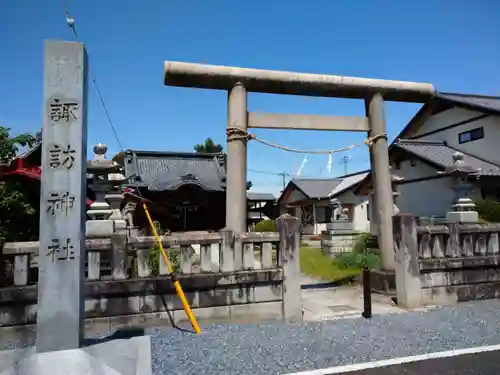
[393, 214, 500, 308]
[0, 215, 302, 329]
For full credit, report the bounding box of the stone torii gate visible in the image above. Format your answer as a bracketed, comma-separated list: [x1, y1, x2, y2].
[163, 62, 436, 272]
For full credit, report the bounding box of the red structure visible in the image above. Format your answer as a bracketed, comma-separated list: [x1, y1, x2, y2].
[3, 144, 42, 180]
[1, 139, 93, 206]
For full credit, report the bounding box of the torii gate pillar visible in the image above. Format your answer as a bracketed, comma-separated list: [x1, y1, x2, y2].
[226, 83, 248, 233]
[366, 93, 395, 270]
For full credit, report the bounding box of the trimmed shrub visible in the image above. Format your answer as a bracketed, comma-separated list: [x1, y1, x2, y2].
[255, 219, 277, 232]
[475, 199, 500, 223]
[335, 232, 380, 270]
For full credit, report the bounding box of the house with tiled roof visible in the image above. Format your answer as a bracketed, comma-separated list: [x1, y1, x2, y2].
[278, 170, 370, 235]
[358, 92, 500, 219]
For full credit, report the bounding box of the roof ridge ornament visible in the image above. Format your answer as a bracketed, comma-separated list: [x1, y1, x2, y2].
[180, 173, 198, 181]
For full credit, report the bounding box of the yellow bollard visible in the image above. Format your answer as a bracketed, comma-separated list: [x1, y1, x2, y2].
[142, 203, 201, 335]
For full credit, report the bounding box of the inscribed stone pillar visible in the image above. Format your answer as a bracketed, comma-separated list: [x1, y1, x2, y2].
[36, 40, 88, 352]
[366, 93, 395, 271]
[226, 83, 248, 233]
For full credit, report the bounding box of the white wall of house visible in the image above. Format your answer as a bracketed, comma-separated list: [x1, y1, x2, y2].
[393, 158, 440, 179]
[410, 107, 483, 137]
[336, 190, 370, 232]
[299, 192, 370, 235]
[398, 177, 482, 217]
[392, 159, 450, 217]
[411, 107, 500, 164]
[398, 177, 454, 217]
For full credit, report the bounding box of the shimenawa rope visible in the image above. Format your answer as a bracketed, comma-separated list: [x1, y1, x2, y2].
[226, 127, 387, 155]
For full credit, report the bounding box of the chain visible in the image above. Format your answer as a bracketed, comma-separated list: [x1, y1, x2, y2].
[226, 127, 387, 155]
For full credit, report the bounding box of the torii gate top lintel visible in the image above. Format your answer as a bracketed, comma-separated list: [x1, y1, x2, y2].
[164, 61, 436, 103]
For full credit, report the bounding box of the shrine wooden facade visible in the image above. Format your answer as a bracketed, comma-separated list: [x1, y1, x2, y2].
[120, 150, 227, 232]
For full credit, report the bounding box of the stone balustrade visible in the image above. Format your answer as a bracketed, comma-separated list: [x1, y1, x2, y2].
[0, 214, 302, 330]
[394, 214, 500, 308]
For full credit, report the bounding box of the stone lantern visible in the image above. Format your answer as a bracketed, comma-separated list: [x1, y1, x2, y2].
[86, 143, 127, 237]
[439, 151, 481, 223]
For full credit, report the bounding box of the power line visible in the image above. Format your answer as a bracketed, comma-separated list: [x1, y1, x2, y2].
[248, 168, 334, 190]
[248, 169, 289, 190]
[62, 3, 124, 152]
[248, 168, 324, 179]
[248, 168, 287, 176]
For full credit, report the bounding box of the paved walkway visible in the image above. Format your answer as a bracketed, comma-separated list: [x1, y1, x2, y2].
[300, 275, 435, 321]
[302, 286, 403, 321]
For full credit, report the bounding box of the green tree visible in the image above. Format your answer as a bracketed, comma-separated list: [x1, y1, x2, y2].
[194, 138, 223, 153]
[0, 127, 37, 244]
[194, 138, 253, 189]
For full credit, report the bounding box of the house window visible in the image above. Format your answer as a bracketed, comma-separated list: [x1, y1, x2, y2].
[459, 127, 484, 144]
[410, 157, 417, 167]
[394, 161, 401, 170]
[366, 204, 370, 221]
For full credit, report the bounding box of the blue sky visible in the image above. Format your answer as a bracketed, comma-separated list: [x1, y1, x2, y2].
[1, 0, 500, 195]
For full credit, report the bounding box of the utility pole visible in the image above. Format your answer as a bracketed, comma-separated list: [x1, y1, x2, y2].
[279, 172, 287, 190]
[339, 155, 352, 175]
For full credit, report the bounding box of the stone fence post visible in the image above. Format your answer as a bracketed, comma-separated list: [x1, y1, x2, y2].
[393, 214, 422, 309]
[276, 214, 302, 322]
[220, 228, 235, 272]
[111, 233, 128, 280]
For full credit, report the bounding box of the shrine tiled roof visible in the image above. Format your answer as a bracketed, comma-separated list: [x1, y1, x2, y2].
[123, 150, 227, 192]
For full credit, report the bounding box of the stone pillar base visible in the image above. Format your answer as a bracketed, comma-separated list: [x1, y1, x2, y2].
[446, 211, 478, 223]
[0, 336, 152, 375]
[371, 269, 396, 296]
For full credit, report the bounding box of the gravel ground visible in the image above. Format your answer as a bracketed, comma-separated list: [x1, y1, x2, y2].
[149, 300, 500, 375]
[2, 300, 500, 375]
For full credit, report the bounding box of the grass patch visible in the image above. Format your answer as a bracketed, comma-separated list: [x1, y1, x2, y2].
[299, 247, 360, 282]
[299, 233, 381, 282]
